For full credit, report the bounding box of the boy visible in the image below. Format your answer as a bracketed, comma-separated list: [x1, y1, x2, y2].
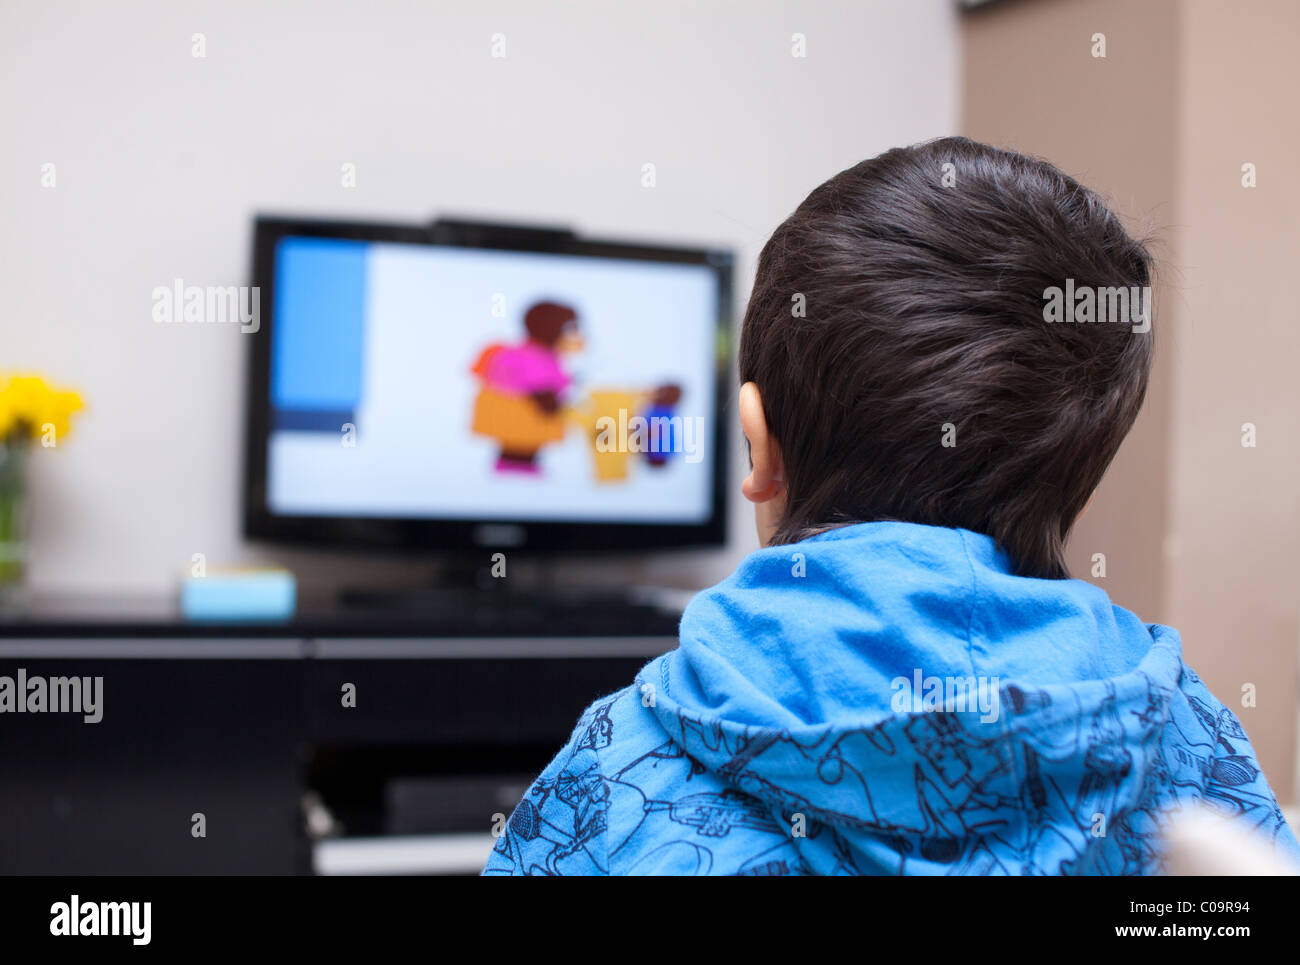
[483, 137, 1300, 875]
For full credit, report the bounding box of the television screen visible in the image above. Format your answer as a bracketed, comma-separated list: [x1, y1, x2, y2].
[245, 218, 732, 551]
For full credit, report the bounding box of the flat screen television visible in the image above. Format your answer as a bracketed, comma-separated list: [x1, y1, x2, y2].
[243, 216, 733, 554]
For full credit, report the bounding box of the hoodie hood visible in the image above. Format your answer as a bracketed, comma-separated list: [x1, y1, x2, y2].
[637, 521, 1286, 874]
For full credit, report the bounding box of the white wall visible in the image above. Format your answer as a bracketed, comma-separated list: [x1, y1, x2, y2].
[0, 0, 958, 595]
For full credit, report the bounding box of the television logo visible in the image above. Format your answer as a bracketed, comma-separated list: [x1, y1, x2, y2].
[473, 524, 526, 547]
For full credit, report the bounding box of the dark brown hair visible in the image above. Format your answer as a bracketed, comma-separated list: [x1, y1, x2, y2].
[739, 136, 1154, 579]
[524, 301, 578, 344]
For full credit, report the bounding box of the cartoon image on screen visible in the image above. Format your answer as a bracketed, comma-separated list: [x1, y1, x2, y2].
[266, 236, 717, 524]
[470, 301, 583, 474]
[641, 383, 683, 469]
[471, 301, 689, 483]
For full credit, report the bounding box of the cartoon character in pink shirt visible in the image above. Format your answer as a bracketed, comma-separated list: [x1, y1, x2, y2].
[470, 301, 584, 473]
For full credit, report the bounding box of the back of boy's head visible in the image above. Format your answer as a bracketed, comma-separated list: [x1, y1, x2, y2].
[739, 136, 1154, 579]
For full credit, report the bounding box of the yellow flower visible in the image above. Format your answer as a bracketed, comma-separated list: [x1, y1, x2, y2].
[0, 374, 85, 446]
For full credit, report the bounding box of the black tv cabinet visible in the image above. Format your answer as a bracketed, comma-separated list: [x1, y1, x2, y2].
[0, 609, 674, 875]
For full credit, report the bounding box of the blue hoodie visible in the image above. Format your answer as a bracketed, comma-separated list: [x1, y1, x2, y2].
[484, 522, 1299, 875]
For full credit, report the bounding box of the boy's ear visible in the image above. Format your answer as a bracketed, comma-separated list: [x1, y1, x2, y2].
[739, 382, 785, 503]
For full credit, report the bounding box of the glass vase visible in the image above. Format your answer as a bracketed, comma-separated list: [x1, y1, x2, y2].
[0, 441, 28, 610]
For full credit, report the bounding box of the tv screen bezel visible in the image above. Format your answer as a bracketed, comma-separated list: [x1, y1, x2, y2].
[243, 214, 733, 554]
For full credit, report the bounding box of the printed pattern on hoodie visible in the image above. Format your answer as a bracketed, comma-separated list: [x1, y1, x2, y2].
[483, 523, 1300, 876]
[485, 660, 1296, 875]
